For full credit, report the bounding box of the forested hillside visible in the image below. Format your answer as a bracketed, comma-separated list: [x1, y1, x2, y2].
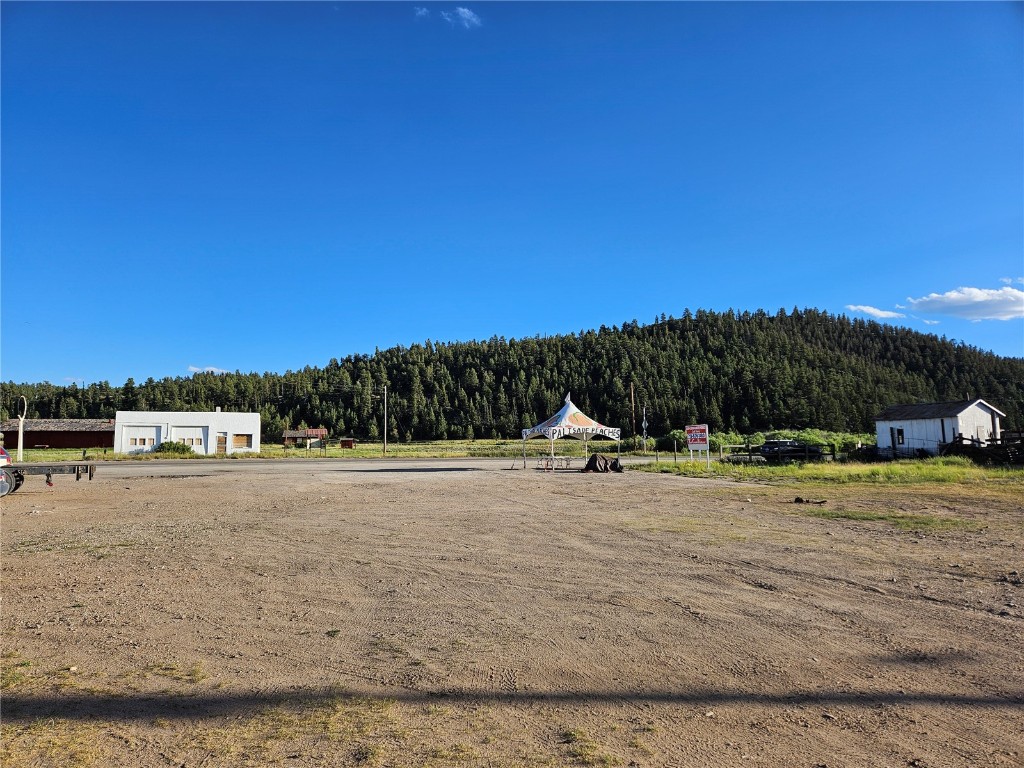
[3, 309, 1022, 441]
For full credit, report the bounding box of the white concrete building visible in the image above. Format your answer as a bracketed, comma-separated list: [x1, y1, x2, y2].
[875, 399, 1005, 458]
[114, 410, 261, 455]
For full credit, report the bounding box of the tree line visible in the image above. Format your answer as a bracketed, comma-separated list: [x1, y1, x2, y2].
[3, 308, 1022, 442]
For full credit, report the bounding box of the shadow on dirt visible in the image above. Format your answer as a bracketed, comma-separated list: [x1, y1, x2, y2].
[872, 648, 977, 666]
[3, 687, 1021, 722]
[334, 467, 480, 473]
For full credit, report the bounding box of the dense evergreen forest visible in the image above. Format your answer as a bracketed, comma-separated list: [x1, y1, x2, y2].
[3, 309, 1022, 441]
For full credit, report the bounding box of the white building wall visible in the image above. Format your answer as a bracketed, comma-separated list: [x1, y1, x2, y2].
[875, 402, 1003, 457]
[114, 411, 260, 455]
[876, 419, 945, 456]
[118, 424, 163, 452]
[170, 424, 210, 452]
[956, 407, 1001, 444]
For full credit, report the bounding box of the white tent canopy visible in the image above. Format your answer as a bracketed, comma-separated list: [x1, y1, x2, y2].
[522, 393, 621, 467]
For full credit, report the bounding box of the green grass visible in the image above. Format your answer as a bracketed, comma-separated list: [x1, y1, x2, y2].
[640, 456, 1024, 485]
[7, 446, 116, 463]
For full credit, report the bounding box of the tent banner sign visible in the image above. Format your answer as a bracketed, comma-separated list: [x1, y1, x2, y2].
[546, 425, 621, 440]
[685, 424, 710, 450]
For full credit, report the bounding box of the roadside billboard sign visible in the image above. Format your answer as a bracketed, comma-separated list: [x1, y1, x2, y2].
[685, 424, 710, 451]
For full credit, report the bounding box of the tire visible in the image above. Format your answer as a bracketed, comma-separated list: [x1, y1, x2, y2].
[13, 470, 25, 491]
[0, 468, 15, 497]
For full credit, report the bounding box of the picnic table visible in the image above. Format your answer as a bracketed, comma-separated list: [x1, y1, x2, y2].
[537, 456, 573, 471]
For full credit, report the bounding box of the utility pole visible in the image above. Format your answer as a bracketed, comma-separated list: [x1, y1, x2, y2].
[383, 385, 388, 456]
[630, 383, 636, 449]
[642, 405, 648, 454]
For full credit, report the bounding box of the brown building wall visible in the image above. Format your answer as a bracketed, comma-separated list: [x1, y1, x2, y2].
[4, 431, 115, 450]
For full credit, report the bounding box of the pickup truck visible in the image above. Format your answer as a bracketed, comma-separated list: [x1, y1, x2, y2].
[757, 440, 824, 462]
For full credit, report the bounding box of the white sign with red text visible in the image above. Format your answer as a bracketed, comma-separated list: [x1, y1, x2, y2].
[685, 424, 710, 451]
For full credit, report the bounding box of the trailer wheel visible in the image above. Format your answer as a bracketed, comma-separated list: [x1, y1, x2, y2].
[0, 468, 15, 497]
[13, 470, 25, 491]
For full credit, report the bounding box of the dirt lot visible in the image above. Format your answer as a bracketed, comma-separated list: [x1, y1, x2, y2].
[1, 461, 1022, 767]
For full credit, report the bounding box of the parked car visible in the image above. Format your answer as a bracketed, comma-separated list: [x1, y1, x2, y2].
[757, 440, 823, 461]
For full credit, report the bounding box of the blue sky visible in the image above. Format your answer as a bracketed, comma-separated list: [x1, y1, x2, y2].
[2, 1, 1022, 386]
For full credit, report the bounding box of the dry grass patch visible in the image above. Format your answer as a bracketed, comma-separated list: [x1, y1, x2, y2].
[0, 718, 110, 768]
[560, 728, 622, 767]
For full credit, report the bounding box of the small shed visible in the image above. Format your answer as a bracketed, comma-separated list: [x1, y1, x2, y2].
[283, 428, 328, 447]
[0, 419, 115, 450]
[875, 399, 1005, 458]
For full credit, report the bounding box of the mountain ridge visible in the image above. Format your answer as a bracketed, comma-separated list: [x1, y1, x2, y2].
[3, 308, 1022, 438]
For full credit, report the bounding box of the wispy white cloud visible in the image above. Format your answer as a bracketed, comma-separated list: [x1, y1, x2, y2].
[919, 318, 941, 326]
[414, 7, 429, 18]
[906, 286, 1024, 321]
[456, 7, 481, 27]
[441, 7, 482, 28]
[999, 276, 1024, 285]
[188, 365, 229, 374]
[845, 304, 906, 319]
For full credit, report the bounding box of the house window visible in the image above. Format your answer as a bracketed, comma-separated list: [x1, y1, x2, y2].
[196, 437, 203, 446]
[232, 434, 253, 449]
[130, 438, 138, 446]
[896, 428, 905, 445]
[147, 438, 155, 446]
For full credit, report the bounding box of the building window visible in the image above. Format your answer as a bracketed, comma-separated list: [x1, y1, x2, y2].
[130, 438, 138, 446]
[196, 437, 203, 446]
[896, 428, 905, 445]
[148, 438, 155, 446]
[232, 434, 253, 449]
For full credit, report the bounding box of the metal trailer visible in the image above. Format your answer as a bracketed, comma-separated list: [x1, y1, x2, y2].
[0, 462, 96, 497]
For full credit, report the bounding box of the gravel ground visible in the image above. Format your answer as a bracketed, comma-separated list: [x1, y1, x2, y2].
[2, 460, 1021, 767]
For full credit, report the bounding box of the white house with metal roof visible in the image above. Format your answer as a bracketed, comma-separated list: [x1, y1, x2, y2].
[875, 399, 1005, 457]
[114, 410, 260, 455]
